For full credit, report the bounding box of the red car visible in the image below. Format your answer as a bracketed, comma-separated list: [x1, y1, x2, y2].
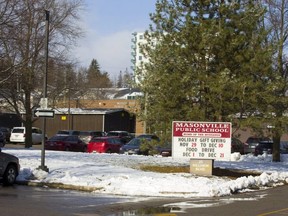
[87, 136, 123, 153]
[45, 135, 87, 152]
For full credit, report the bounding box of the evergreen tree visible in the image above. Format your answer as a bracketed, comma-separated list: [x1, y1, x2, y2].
[117, 71, 123, 88]
[87, 59, 101, 88]
[86, 59, 112, 88]
[138, 1, 272, 138]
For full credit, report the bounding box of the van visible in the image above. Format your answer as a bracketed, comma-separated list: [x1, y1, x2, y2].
[10, 127, 45, 144]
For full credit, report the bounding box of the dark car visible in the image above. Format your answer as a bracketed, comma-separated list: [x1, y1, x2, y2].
[0, 131, 5, 147]
[106, 131, 133, 144]
[87, 136, 124, 153]
[120, 138, 144, 155]
[254, 141, 273, 156]
[79, 131, 105, 144]
[156, 142, 172, 157]
[244, 136, 271, 154]
[45, 135, 87, 152]
[280, 141, 288, 154]
[120, 137, 160, 155]
[0, 127, 11, 142]
[231, 138, 245, 154]
[56, 130, 80, 136]
[0, 150, 20, 185]
[137, 134, 160, 141]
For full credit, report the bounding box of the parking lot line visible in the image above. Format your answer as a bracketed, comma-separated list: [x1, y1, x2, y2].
[258, 208, 288, 216]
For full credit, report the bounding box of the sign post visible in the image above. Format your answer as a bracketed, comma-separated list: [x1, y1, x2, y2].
[38, 10, 50, 172]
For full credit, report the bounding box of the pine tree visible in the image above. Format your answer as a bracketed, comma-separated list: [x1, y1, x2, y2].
[87, 59, 101, 88]
[117, 71, 123, 88]
[86, 59, 112, 89]
[138, 1, 272, 138]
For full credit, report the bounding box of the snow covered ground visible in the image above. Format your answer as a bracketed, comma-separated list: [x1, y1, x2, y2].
[3, 147, 288, 198]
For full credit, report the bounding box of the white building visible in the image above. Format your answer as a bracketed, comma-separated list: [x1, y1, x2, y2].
[131, 32, 153, 83]
[131, 32, 146, 70]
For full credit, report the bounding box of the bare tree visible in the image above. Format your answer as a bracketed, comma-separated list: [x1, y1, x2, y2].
[0, 0, 25, 83]
[264, 0, 288, 74]
[0, 0, 84, 148]
[262, 0, 288, 161]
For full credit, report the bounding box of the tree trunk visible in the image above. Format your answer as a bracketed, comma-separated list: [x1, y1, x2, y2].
[24, 91, 33, 148]
[272, 128, 281, 162]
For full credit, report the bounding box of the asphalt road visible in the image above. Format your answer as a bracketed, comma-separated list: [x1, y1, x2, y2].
[1, 184, 288, 215]
[3, 143, 288, 215]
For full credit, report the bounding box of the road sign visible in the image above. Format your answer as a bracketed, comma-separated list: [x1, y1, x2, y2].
[40, 98, 48, 109]
[34, 109, 55, 118]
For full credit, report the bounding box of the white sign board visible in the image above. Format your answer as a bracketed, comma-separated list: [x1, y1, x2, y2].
[40, 98, 48, 109]
[172, 121, 231, 160]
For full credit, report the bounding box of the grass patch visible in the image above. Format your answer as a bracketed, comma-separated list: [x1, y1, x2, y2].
[139, 165, 262, 179]
[139, 165, 190, 173]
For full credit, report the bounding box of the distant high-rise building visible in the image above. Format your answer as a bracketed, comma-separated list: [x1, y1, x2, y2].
[131, 32, 149, 83]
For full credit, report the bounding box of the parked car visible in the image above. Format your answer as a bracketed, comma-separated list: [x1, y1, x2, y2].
[106, 131, 133, 144]
[87, 136, 124, 153]
[120, 137, 160, 155]
[0, 150, 20, 185]
[0, 131, 5, 147]
[120, 138, 144, 155]
[231, 138, 245, 154]
[56, 130, 80, 136]
[280, 141, 288, 154]
[156, 142, 172, 157]
[45, 135, 87, 152]
[0, 127, 11, 142]
[137, 134, 160, 141]
[254, 141, 273, 156]
[10, 127, 45, 145]
[244, 136, 272, 154]
[79, 131, 105, 144]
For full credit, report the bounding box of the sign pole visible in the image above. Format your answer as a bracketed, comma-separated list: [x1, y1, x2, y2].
[38, 10, 50, 172]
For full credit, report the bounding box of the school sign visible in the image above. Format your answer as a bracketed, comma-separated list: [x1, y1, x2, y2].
[172, 121, 232, 160]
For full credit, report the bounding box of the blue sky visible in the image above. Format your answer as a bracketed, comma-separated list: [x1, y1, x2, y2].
[74, 0, 156, 80]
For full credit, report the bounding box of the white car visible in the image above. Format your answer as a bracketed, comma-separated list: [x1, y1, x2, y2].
[10, 127, 45, 144]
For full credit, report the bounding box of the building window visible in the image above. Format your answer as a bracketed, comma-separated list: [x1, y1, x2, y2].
[127, 96, 136, 100]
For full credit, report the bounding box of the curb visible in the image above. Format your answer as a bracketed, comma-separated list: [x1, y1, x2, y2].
[16, 180, 102, 192]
